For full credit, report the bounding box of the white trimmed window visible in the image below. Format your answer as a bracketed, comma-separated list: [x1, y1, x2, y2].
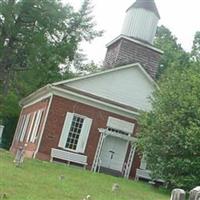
[23, 109, 44, 143]
[16, 115, 26, 141]
[26, 111, 37, 142]
[19, 114, 30, 142]
[29, 109, 44, 143]
[16, 115, 25, 141]
[58, 112, 92, 153]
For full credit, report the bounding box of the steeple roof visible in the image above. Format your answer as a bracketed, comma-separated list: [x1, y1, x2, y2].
[127, 0, 160, 19]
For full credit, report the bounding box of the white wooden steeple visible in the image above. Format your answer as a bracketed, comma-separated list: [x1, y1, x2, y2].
[121, 0, 160, 44]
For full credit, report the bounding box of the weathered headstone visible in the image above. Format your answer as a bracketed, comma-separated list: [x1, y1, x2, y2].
[0, 193, 8, 199]
[86, 195, 91, 200]
[14, 146, 25, 167]
[195, 191, 200, 200]
[170, 189, 185, 200]
[82, 195, 91, 200]
[112, 183, 120, 192]
[189, 187, 200, 200]
[59, 175, 65, 180]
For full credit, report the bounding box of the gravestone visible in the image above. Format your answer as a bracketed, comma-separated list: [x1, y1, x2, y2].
[189, 187, 200, 200]
[82, 195, 91, 200]
[195, 191, 200, 200]
[170, 189, 185, 200]
[0, 193, 8, 199]
[86, 195, 91, 200]
[14, 146, 25, 167]
[58, 175, 65, 181]
[112, 183, 120, 192]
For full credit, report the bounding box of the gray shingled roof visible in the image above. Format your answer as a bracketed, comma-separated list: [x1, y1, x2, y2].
[127, 0, 160, 19]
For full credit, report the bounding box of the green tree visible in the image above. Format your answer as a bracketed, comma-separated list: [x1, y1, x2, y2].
[0, 0, 102, 95]
[72, 50, 101, 75]
[191, 31, 200, 62]
[138, 65, 200, 190]
[154, 25, 190, 78]
[0, 0, 102, 149]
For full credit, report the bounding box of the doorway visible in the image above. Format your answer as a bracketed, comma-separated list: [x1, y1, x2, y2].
[99, 135, 128, 173]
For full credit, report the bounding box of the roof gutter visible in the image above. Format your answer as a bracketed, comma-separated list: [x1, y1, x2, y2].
[19, 84, 52, 107]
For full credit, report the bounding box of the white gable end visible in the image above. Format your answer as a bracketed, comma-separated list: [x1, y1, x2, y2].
[62, 65, 155, 111]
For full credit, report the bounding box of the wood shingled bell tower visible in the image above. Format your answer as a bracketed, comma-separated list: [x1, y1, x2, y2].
[103, 0, 163, 79]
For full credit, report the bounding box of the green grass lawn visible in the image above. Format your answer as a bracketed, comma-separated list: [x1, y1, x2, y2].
[0, 149, 170, 200]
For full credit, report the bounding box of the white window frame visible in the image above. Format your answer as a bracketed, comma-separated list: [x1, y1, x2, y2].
[30, 109, 43, 143]
[34, 110, 44, 142]
[16, 115, 26, 141]
[58, 112, 92, 154]
[26, 111, 37, 142]
[19, 114, 30, 142]
[15, 115, 23, 140]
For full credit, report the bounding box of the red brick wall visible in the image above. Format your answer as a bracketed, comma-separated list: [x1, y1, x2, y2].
[37, 95, 140, 178]
[130, 151, 141, 178]
[10, 98, 50, 158]
[103, 38, 162, 79]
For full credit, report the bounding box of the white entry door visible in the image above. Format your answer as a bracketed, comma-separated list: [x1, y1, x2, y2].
[100, 135, 128, 172]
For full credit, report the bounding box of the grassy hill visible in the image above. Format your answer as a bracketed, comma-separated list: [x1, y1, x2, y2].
[0, 149, 170, 200]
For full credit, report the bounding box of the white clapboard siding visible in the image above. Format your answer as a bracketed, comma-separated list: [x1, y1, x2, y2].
[58, 112, 74, 148]
[30, 110, 43, 143]
[77, 117, 92, 153]
[121, 8, 159, 44]
[66, 67, 155, 111]
[19, 114, 30, 142]
[26, 112, 36, 142]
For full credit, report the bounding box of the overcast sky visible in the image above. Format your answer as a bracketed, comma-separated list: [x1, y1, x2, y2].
[63, 0, 200, 64]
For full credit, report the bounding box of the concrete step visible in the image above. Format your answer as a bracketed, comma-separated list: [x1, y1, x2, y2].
[99, 167, 122, 177]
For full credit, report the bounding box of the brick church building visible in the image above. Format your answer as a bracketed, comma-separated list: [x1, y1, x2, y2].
[10, 0, 163, 179]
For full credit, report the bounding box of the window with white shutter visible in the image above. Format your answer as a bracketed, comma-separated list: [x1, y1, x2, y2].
[26, 112, 37, 142]
[58, 112, 92, 153]
[16, 115, 26, 141]
[77, 117, 92, 153]
[58, 112, 74, 148]
[19, 114, 30, 142]
[15, 115, 23, 139]
[30, 109, 43, 143]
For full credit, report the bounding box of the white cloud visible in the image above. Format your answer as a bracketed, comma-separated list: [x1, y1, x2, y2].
[63, 0, 200, 63]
